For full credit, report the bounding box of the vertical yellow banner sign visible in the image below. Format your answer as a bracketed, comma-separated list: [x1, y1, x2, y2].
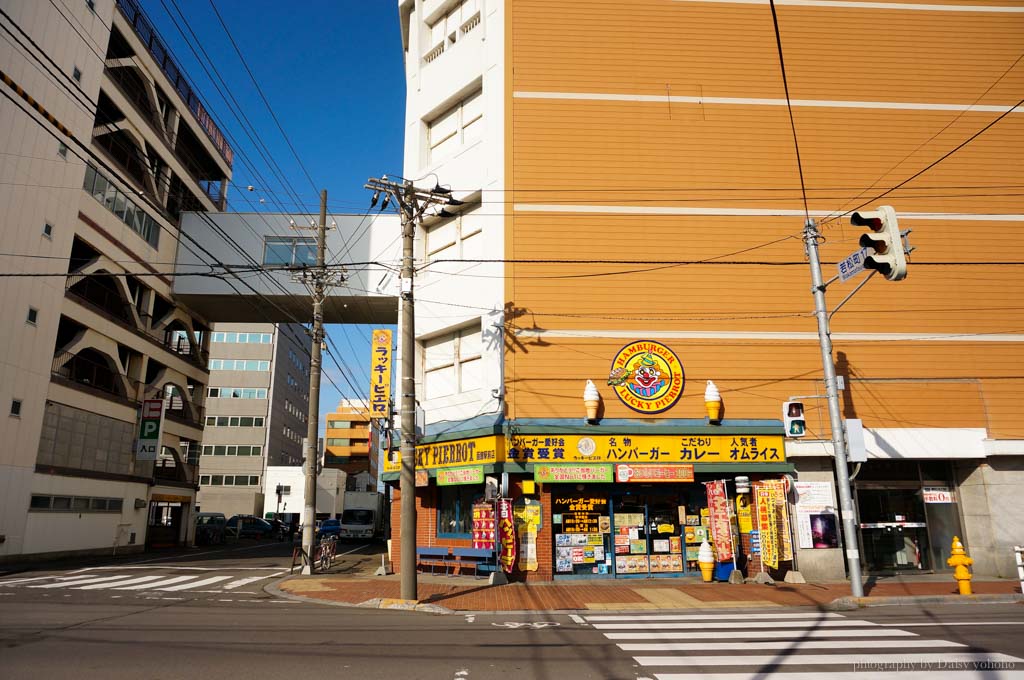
[369, 329, 393, 419]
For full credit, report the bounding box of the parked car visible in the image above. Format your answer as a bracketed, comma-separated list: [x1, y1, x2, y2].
[194, 512, 226, 545]
[316, 518, 342, 540]
[226, 515, 275, 539]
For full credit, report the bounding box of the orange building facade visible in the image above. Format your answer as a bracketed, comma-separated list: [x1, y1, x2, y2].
[324, 400, 377, 489]
[385, 0, 1024, 583]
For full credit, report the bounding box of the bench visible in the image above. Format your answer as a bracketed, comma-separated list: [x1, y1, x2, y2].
[451, 548, 498, 578]
[416, 546, 450, 575]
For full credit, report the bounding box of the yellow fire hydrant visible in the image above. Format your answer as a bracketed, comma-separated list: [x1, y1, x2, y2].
[946, 536, 973, 595]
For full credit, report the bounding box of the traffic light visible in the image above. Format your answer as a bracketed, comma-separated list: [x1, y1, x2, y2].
[852, 205, 907, 281]
[783, 401, 806, 438]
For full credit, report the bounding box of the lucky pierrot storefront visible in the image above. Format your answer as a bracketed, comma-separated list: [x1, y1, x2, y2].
[382, 422, 795, 582]
[381, 340, 797, 582]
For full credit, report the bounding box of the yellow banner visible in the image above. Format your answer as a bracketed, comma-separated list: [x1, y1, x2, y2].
[383, 435, 504, 473]
[508, 434, 785, 464]
[756, 487, 778, 570]
[382, 433, 785, 474]
[759, 479, 794, 561]
[369, 329, 392, 419]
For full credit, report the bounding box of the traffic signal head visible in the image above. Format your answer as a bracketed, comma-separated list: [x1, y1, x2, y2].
[783, 401, 806, 438]
[852, 205, 907, 281]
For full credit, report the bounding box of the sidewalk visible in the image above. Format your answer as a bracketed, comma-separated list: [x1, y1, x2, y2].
[275, 568, 1024, 613]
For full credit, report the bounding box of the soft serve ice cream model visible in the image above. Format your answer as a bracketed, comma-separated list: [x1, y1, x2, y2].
[584, 379, 601, 422]
[704, 380, 722, 422]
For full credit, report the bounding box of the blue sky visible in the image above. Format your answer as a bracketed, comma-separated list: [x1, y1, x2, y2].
[144, 1, 406, 429]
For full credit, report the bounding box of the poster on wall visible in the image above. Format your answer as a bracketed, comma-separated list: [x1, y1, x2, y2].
[793, 481, 837, 549]
[704, 480, 734, 561]
[497, 499, 516, 572]
[736, 494, 754, 533]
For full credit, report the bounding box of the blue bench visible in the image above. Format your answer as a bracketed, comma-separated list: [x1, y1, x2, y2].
[416, 546, 450, 575]
[451, 548, 498, 578]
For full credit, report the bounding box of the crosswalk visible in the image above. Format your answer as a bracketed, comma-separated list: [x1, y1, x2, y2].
[583, 611, 1024, 679]
[0, 566, 285, 597]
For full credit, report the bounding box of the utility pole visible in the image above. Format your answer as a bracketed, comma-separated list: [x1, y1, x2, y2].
[364, 176, 459, 601]
[294, 190, 340, 574]
[803, 218, 864, 598]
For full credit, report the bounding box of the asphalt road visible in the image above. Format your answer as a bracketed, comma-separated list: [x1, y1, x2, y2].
[2, 568, 1023, 680]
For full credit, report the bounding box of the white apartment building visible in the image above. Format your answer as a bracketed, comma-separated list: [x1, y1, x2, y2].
[197, 322, 310, 518]
[0, 0, 231, 560]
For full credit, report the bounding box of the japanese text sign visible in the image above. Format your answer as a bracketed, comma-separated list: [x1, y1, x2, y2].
[369, 329, 392, 419]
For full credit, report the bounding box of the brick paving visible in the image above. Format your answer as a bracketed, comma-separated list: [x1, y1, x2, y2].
[278, 573, 1021, 611]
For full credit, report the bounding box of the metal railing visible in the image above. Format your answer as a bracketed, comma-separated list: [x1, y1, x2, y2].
[114, 0, 233, 168]
[51, 351, 141, 406]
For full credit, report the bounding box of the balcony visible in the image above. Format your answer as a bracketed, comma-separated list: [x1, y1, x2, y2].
[153, 457, 198, 486]
[51, 351, 141, 408]
[114, 0, 233, 168]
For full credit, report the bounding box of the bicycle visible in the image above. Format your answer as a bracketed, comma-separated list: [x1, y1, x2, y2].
[314, 535, 337, 572]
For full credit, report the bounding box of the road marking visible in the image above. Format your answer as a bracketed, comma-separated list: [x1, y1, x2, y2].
[605, 629, 917, 640]
[619, 639, 966, 651]
[594, 620, 878, 630]
[569, 615, 586, 624]
[115, 575, 198, 590]
[77, 575, 168, 590]
[586, 613, 845, 622]
[337, 543, 371, 556]
[634, 652, 1023, 667]
[156, 575, 232, 591]
[880, 621, 1024, 627]
[223, 573, 284, 590]
[28, 574, 137, 589]
[0, 575, 69, 586]
[654, 673, 1024, 680]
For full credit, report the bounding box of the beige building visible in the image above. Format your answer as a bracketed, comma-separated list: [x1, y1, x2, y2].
[324, 399, 377, 490]
[196, 323, 310, 518]
[0, 0, 231, 560]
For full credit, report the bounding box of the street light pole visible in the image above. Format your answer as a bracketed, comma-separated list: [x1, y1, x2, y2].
[364, 176, 459, 601]
[803, 218, 864, 598]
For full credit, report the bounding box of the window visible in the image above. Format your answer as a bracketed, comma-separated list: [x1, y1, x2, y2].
[10, 399, 22, 417]
[424, 205, 484, 272]
[427, 89, 482, 162]
[200, 475, 210, 485]
[326, 438, 350, 447]
[207, 387, 267, 399]
[423, 324, 483, 399]
[72, 66, 82, 83]
[263, 237, 316, 267]
[29, 494, 122, 512]
[423, 0, 481, 64]
[26, 308, 38, 325]
[437, 485, 479, 538]
[327, 420, 351, 429]
[43, 222, 53, 238]
[211, 332, 272, 344]
[82, 163, 159, 248]
[57, 142, 69, 159]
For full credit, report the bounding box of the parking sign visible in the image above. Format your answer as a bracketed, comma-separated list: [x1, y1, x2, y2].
[136, 399, 165, 461]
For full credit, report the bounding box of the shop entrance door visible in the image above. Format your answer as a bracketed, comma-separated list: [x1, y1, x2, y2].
[611, 493, 686, 577]
[856, 486, 929, 572]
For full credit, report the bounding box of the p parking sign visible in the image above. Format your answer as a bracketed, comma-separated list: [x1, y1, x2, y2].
[136, 399, 165, 461]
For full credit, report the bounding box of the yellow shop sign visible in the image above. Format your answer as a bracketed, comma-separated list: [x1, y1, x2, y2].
[382, 435, 504, 473]
[508, 434, 785, 464]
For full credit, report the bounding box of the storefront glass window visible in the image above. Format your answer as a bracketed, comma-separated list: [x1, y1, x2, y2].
[437, 485, 478, 538]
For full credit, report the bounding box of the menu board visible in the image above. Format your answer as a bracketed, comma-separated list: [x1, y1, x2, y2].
[554, 495, 612, 576]
[472, 503, 495, 551]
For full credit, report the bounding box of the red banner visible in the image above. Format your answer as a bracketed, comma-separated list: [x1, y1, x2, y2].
[497, 499, 517, 572]
[705, 480, 734, 561]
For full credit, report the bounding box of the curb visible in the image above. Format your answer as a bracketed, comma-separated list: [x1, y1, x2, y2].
[826, 593, 1024, 610]
[265, 576, 453, 614]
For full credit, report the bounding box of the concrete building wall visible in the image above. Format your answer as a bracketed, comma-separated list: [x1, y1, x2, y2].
[956, 457, 1024, 578]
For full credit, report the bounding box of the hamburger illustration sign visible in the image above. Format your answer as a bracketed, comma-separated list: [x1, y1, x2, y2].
[607, 340, 684, 414]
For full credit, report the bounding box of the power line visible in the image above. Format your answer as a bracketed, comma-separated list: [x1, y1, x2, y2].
[767, 0, 809, 222]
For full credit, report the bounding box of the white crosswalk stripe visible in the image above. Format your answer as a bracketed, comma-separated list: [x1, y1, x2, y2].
[584, 611, 1024, 680]
[0, 567, 283, 596]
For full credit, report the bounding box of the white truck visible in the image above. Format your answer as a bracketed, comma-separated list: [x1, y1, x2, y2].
[338, 491, 385, 540]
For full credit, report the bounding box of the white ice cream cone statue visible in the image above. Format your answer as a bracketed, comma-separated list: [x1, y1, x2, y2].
[584, 379, 601, 422]
[698, 540, 715, 583]
[704, 380, 722, 422]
